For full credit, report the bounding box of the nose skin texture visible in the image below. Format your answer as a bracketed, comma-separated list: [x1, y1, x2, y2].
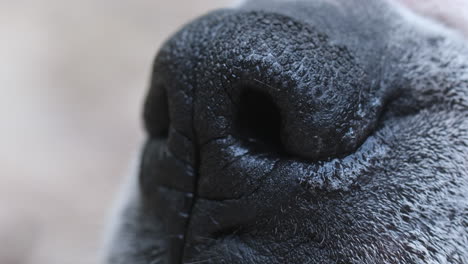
[132, 1, 468, 264]
[142, 10, 391, 263]
[190, 14, 383, 162]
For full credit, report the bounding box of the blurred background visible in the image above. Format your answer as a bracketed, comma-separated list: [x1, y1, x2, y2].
[0, 0, 465, 264]
[0, 1, 232, 263]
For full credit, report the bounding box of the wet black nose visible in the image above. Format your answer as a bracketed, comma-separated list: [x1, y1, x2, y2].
[140, 10, 382, 264]
[145, 11, 380, 163]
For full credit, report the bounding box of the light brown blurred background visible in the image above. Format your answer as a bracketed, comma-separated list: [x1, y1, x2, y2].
[0, 1, 465, 264]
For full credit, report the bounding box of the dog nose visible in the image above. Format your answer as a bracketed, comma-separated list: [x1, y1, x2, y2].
[145, 14, 380, 163]
[140, 10, 383, 263]
[141, 9, 385, 210]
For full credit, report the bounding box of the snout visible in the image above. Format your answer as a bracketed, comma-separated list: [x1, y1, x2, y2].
[140, 10, 390, 263]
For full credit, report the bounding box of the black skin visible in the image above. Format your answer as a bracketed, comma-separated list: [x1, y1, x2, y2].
[106, 0, 468, 263]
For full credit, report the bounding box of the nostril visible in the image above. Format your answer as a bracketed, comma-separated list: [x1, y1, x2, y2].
[235, 86, 284, 153]
[144, 83, 170, 139]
